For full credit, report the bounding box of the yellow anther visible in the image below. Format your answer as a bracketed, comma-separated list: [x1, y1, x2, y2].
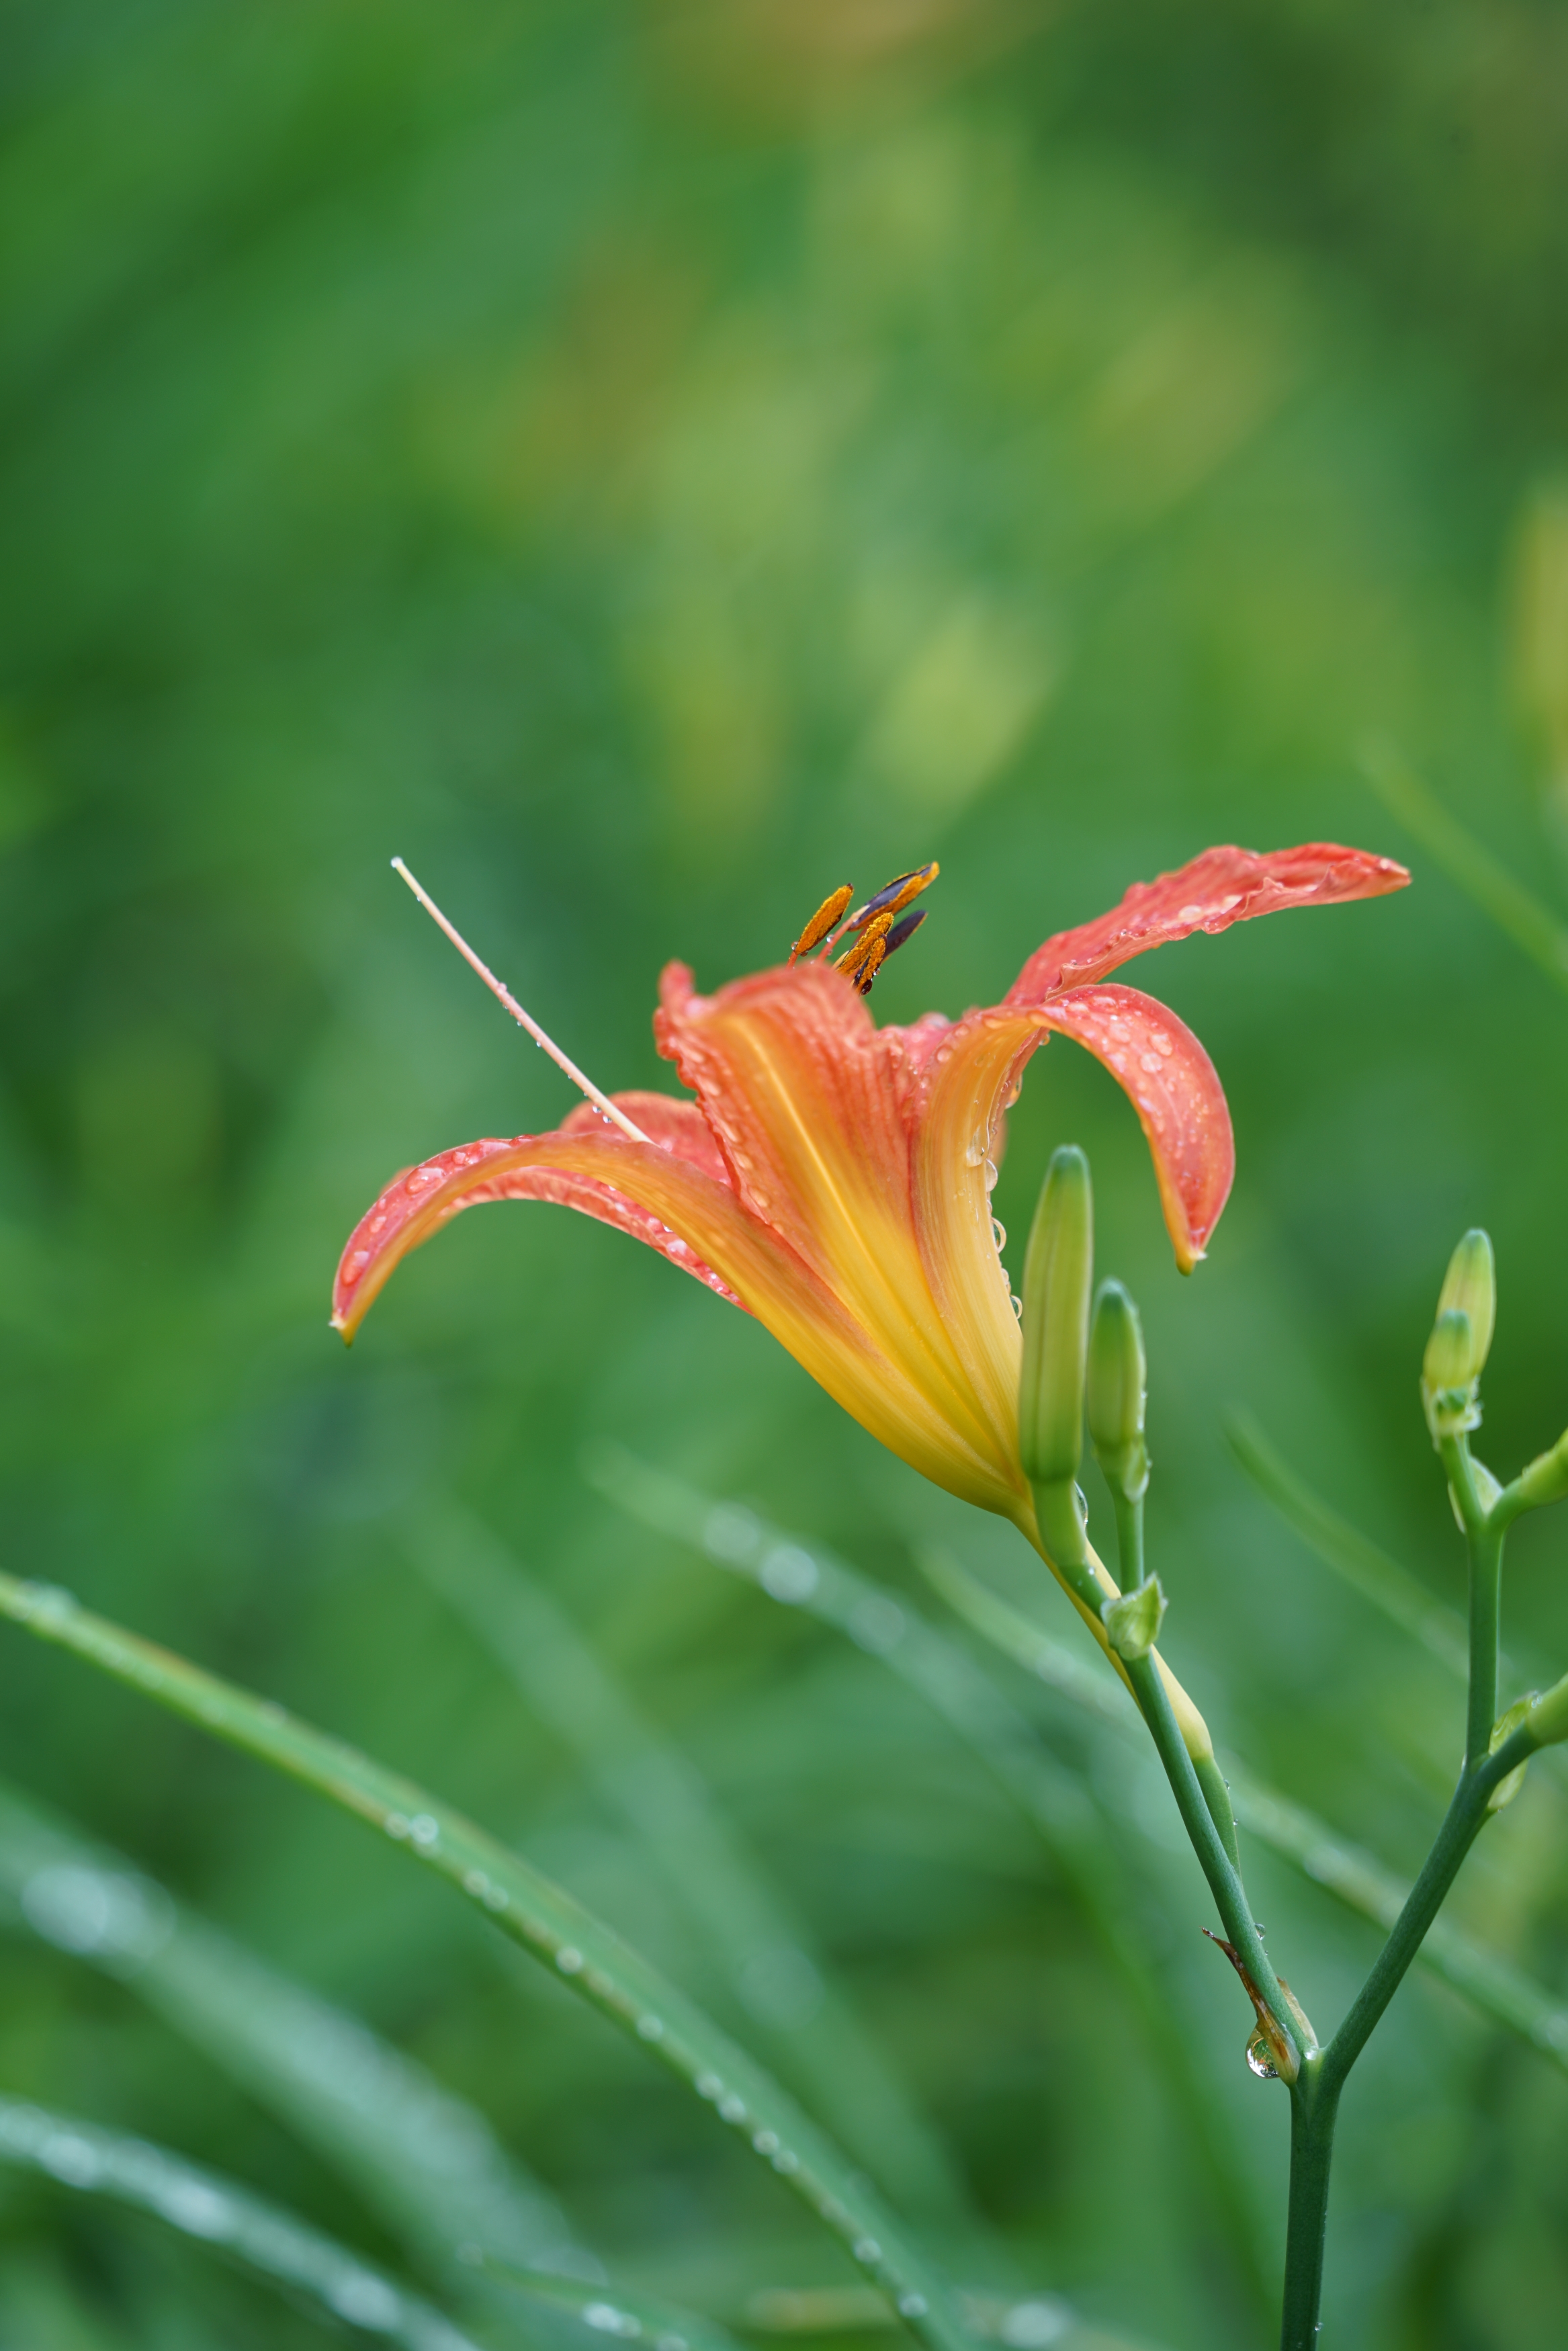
[835, 908, 894, 984]
[789, 884, 854, 964]
[844, 860, 939, 936]
[853, 937, 889, 995]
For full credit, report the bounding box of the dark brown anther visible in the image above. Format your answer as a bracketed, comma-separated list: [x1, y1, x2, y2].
[881, 908, 926, 959]
[789, 884, 853, 965]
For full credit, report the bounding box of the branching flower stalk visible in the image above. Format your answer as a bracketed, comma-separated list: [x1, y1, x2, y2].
[1013, 1187, 1568, 2348]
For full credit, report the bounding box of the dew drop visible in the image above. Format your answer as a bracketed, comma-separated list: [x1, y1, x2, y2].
[718, 2093, 747, 2124]
[1245, 2024, 1280, 2080]
[853, 2237, 881, 2265]
[556, 1946, 584, 1975]
[695, 2072, 724, 2101]
[772, 2148, 799, 2174]
[464, 1869, 490, 1899]
[1139, 1052, 1163, 1074]
[984, 1157, 999, 1193]
[963, 1132, 986, 1168]
[408, 1814, 439, 1848]
[384, 1813, 411, 1841]
[752, 2129, 779, 2155]
[899, 2295, 929, 2319]
[636, 2014, 665, 2041]
[992, 1218, 1007, 1252]
[1011, 1293, 1023, 1320]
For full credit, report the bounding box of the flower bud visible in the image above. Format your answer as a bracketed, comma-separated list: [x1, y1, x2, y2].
[1103, 1576, 1166, 1661]
[1515, 1429, 1568, 1512]
[1434, 1228, 1495, 1377]
[1019, 1147, 1092, 1487]
[1422, 1310, 1481, 1442]
[1526, 1672, 1568, 1750]
[1087, 1280, 1149, 1504]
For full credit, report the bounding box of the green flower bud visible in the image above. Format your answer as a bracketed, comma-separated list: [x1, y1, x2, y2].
[1515, 1429, 1568, 1512]
[1434, 1228, 1495, 1378]
[1087, 1280, 1149, 1504]
[1422, 1310, 1481, 1442]
[1526, 1672, 1568, 1750]
[1019, 1147, 1092, 1487]
[1103, 1576, 1166, 1662]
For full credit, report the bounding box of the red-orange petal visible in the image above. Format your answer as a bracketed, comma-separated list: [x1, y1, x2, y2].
[1006, 841, 1409, 1006]
[331, 1103, 750, 1341]
[1035, 984, 1232, 1271]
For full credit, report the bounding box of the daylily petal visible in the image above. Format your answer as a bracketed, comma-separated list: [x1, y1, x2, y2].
[1033, 985, 1231, 1271]
[331, 1115, 749, 1339]
[909, 1009, 1036, 1484]
[1007, 841, 1409, 1004]
[334, 1099, 1022, 1515]
[654, 959, 1018, 1489]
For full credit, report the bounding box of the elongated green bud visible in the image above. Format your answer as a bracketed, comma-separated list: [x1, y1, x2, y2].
[1515, 1428, 1568, 1512]
[1088, 1279, 1149, 1504]
[1422, 1309, 1480, 1442]
[1435, 1228, 1495, 1377]
[1019, 1147, 1092, 1486]
[1525, 1672, 1568, 1750]
[1103, 1576, 1166, 1661]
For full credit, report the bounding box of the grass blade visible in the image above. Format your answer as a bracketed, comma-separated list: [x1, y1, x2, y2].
[0, 1571, 969, 2351]
[408, 1500, 996, 2256]
[1223, 1409, 1469, 1676]
[0, 1775, 582, 2283]
[1362, 736, 1568, 992]
[0, 2096, 480, 2351]
[584, 1446, 1272, 2325]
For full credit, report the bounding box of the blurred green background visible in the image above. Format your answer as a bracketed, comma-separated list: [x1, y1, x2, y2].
[4, 3, 1568, 2346]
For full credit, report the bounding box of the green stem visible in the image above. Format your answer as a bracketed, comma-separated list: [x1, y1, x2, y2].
[1278, 1725, 1534, 2347]
[1278, 2061, 1339, 2351]
[1442, 1436, 1502, 1769]
[1121, 1648, 1296, 2061]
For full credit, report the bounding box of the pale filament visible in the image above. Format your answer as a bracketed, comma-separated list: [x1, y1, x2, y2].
[390, 858, 651, 1146]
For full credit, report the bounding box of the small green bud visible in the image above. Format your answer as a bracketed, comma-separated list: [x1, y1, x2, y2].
[1422, 1310, 1481, 1442]
[1103, 1576, 1166, 1662]
[1435, 1228, 1495, 1377]
[1515, 1429, 1568, 1512]
[1526, 1672, 1568, 1751]
[1087, 1280, 1149, 1504]
[1019, 1147, 1093, 1487]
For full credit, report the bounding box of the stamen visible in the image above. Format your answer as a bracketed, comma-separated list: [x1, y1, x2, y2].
[390, 858, 651, 1146]
[837, 859, 939, 941]
[834, 908, 894, 985]
[853, 937, 889, 995]
[789, 884, 853, 964]
[881, 907, 926, 959]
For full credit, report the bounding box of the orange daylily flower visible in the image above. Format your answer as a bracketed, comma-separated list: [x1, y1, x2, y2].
[333, 843, 1407, 1528]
